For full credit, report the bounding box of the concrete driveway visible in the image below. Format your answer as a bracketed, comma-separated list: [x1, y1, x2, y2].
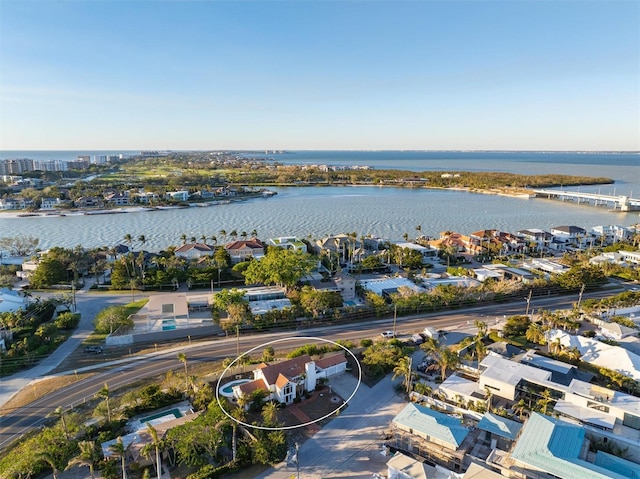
[256, 371, 406, 479]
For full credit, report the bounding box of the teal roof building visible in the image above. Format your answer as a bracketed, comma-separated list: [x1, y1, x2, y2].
[392, 403, 469, 450]
[510, 413, 639, 479]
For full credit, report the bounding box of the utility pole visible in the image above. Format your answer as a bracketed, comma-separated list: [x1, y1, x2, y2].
[393, 304, 397, 336]
[525, 290, 533, 316]
[577, 283, 586, 310]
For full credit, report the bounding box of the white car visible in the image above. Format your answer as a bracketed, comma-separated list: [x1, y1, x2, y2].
[381, 331, 396, 339]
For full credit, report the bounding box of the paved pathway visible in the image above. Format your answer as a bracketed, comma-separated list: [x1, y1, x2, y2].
[0, 280, 134, 408]
[256, 372, 406, 479]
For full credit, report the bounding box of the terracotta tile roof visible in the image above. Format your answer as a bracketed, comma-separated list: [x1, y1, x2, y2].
[259, 355, 312, 385]
[238, 378, 268, 395]
[275, 373, 291, 389]
[225, 239, 264, 250]
[315, 352, 347, 369]
[175, 243, 212, 253]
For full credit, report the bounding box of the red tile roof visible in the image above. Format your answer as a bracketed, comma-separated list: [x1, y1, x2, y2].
[258, 355, 312, 385]
[315, 352, 347, 370]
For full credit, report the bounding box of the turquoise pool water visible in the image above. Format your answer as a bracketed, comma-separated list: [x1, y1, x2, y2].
[219, 379, 251, 397]
[139, 407, 182, 424]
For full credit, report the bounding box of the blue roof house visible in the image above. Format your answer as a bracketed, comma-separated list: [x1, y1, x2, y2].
[390, 403, 470, 472]
[510, 412, 640, 479]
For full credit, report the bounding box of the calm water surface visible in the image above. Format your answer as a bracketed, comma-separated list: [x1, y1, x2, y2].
[1, 151, 638, 251]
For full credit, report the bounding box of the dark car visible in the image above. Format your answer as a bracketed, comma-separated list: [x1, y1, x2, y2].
[84, 345, 103, 354]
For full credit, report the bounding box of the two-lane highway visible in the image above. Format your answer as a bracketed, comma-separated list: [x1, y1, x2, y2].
[0, 287, 616, 450]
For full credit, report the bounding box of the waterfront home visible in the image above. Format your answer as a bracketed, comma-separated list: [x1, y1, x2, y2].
[74, 196, 104, 208]
[225, 239, 264, 263]
[394, 242, 439, 263]
[314, 234, 357, 262]
[165, 190, 190, 202]
[550, 225, 589, 248]
[0, 197, 35, 210]
[174, 243, 214, 260]
[132, 190, 160, 204]
[40, 197, 63, 210]
[233, 352, 347, 405]
[428, 231, 472, 255]
[267, 236, 308, 253]
[517, 228, 553, 251]
[104, 191, 130, 206]
[591, 224, 633, 245]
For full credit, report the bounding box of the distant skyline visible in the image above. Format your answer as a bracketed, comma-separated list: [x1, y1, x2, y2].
[1, 1, 638, 151]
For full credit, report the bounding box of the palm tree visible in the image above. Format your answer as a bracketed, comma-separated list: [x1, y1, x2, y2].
[200, 235, 208, 245]
[109, 437, 128, 479]
[262, 401, 279, 426]
[230, 407, 246, 461]
[177, 352, 189, 394]
[537, 389, 554, 415]
[230, 229, 238, 241]
[66, 440, 99, 479]
[53, 406, 69, 440]
[35, 450, 60, 479]
[484, 387, 493, 413]
[219, 229, 227, 243]
[251, 229, 258, 239]
[210, 235, 218, 245]
[413, 381, 432, 398]
[190, 236, 197, 244]
[514, 399, 528, 420]
[96, 383, 111, 422]
[124, 233, 133, 251]
[392, 356, 414, 394]
[180, 233, 187, 245]
[145, 423, 162, 479]
[240, 231, 248, 240]
[138, 235, 147, 249]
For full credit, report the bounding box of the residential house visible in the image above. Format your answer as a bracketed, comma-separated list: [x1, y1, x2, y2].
[0, 197, 34, 210]
[507, 413, 638, 479]
[165, 190, 190, 202]
[225, 239, 264, 263]
[394, 242, 439, 263]
[591, 225, 633, 246]
[174, 243, 214, 260]
[133, 191, 160, 204]
[550, 225, 589, 248]
[386, 451, 437, 479]
[517, 228, 553, 251]
[267, 236, 308, 253]
[390, 402, 471, 472]
[428, 231, 474, 256]
[476, 412, 522, 452]
[74, 196, 104, 208]
[104, 191, 130, 206]
[233, 353, 347, 405]
[40, 197, 62, 210]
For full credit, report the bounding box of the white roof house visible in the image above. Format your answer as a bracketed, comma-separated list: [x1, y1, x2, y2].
[479, 353, 551, 401]
[0, 288, 25, 313]
[549, 330, 640, 382]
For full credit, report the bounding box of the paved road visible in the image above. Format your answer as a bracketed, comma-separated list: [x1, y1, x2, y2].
[0, 286, 623, 450]
[256, 371, 406, 479]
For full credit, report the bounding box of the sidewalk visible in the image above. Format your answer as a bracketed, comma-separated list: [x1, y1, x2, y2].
[256, 372, 406, 479]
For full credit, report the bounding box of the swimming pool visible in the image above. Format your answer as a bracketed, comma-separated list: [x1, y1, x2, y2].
[138, 407, 182, 425]
[219, 379, 251, 398]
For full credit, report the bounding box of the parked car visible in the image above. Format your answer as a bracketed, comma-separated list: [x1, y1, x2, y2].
[84, 345, 103, 354]
[411, 333, 424, 344]
[381, 330, 396, 339]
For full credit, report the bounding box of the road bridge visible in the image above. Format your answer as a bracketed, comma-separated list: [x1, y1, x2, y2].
[533, 189, 640, 211]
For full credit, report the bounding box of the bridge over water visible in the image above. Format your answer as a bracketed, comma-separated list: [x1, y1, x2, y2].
[533, 189, 640, 211]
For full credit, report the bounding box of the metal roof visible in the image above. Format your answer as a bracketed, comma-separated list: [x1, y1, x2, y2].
[477, 412, 522, 441]
[510, 413, 630, 479]
[392, 403, 469, 449]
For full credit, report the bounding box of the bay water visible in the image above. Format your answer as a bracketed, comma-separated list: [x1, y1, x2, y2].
[0, 151, 638, 252]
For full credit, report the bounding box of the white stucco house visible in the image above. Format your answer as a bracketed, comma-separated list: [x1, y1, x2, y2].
[233, 353, 347, 405]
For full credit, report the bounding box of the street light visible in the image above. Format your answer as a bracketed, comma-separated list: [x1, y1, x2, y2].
[294, 442, 299, 479]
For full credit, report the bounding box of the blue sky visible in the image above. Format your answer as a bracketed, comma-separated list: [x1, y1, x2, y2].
[1, 0, 638, 151]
